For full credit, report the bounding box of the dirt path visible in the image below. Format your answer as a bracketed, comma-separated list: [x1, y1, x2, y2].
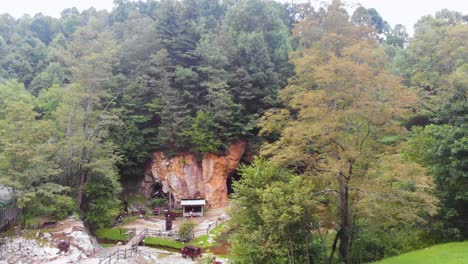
[120, 207, 228, 237]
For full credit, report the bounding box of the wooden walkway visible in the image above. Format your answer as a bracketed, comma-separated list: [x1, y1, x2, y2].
[127, 228, 148, 248]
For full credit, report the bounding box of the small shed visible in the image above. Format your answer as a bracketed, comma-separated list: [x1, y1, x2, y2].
[0, 186, 20, 231]
[181, 199, 206, 217]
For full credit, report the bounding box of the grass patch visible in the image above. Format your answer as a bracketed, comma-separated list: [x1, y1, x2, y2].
[23, 216, 44, 226]
[96, 228, 128, 242]
[144, 237, 184, 249]
[95, 215, 139, 242]
[122, 215, 139, 225]
[374, 241, 468, 264]
[144, 223, 229, 250]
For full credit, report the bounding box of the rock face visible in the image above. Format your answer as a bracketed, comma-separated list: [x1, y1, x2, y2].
[140, 141, 246, 208]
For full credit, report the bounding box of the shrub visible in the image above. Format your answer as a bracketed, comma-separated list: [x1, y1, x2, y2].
[178, 221, 197, 242]
[149, 198, 167, 207]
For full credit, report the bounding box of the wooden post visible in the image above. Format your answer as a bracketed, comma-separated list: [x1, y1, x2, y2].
[169, 190, 172, 210]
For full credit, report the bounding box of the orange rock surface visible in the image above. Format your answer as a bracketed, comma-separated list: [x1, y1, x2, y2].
[140, 141, 246, 208]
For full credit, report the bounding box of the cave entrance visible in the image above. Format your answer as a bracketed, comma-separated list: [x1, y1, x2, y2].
[227, 170, 240, 195]
[150, 182, 176, 209]
[150, 182, 165, 199]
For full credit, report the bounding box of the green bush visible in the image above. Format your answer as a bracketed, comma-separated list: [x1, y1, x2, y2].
[149, 198, 167, 207]
[348, 226, 438, 263]
[178, 221, 197, 242]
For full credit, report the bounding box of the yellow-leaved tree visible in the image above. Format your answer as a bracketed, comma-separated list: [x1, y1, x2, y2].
[259, 1, 438, 262]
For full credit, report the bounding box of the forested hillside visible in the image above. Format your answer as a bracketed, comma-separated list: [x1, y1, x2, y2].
[0, 0, 294, 228]
[0, 0, 466, 263]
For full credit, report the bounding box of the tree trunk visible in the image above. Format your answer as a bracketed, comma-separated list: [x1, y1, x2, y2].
[337, 171, 350, 263]
[77, 172, 86, 209]
[329, 228, 342, 264]
[77, 98, 92, 210]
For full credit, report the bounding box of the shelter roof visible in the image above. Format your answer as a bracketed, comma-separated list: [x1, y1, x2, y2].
[181, 199, 206, 206]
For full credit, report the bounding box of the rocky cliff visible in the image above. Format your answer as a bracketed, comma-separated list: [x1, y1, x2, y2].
[140, 141, 246, 208]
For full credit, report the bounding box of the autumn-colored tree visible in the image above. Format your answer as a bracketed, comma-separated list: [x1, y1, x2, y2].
[259, 1, 438, 262]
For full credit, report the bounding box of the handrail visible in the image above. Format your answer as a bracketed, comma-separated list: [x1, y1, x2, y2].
[98, 245, 139, 264]
[97, 227, 171, 264]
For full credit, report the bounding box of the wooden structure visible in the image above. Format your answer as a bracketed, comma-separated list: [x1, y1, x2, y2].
[181, 199, 206, 217]
[0, 186, 20, 231]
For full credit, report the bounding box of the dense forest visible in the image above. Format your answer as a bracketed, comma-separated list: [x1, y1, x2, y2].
[0, 0, 466, 263]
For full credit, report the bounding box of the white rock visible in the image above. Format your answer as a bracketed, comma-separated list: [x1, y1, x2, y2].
[69, 231, 95, 255]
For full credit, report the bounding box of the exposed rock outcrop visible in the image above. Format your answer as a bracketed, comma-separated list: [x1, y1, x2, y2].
[0, 218, 101, 264]
[140, 141, 246, 208]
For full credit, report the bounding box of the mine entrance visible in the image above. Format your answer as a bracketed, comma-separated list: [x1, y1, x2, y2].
[227, 170, 240, 195]
[150, 182, 165, 199]
[150, 182, 176, 209]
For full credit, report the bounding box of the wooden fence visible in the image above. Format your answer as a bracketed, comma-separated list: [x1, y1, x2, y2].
[97, 245, 139, 264]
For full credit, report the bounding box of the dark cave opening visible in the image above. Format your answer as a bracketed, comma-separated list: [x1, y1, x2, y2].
[150, 182, 165, 199]
[227, 169, 240, 195]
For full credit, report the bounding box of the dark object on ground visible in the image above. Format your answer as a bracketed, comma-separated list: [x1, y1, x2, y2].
[165, 218, 172, 231]
[123, 200, 128, 215]
[165, 211, 181, 220]
[180, 245, 202, 260]
[152, 206, 168, 215]
[57, 239, 70, 253]
[42, 221, 57, 229]
[113, 215, 124, 226]
[152, 208, 161, 215]
[138, 209, 147, 215]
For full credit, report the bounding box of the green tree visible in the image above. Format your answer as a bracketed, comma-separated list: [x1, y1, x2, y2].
[406, 125, 468, 238]
[0, 81, 60, 190]
[396, 10, 467, 239]
[19, 183, 75, 219]
[230, 159, 323, 264]
[48, 21, 122, 221]
[188, 110, 222, 153]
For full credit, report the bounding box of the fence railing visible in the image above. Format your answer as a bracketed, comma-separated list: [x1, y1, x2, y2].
[98, 245, 139, 264]
[124, 228, 136, 244]
[206, 220, 219, 235]
[146, 229, 174, 237]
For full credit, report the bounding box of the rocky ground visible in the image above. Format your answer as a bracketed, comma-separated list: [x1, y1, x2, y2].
[0, 217, 101, 264]
[0, 208, 230, 264]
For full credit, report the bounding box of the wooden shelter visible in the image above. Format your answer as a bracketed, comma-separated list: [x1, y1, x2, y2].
[0, 186, 20, 231]
[181, 199, 206, 217]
